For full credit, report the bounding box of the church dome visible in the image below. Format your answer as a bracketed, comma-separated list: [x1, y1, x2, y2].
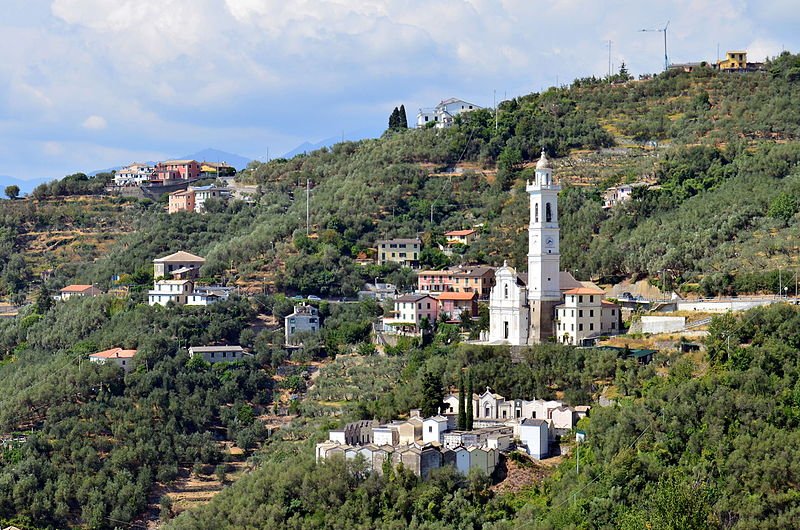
[535, 149, 550, 170]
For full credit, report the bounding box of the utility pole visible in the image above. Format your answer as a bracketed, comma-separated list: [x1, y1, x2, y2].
[640, 21, 670, 72]
[608, 40, 612, 78]
[306, 179, 310, 235]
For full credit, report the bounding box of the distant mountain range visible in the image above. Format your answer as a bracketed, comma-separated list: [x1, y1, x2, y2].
[180, 148, 253, 170]
[280, 128, 380, 159]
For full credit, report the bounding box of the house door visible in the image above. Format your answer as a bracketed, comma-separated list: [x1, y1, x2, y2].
[485, 405, 491, 418]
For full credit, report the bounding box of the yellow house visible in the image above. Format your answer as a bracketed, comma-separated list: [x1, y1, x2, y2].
[718, 51, 748, 71]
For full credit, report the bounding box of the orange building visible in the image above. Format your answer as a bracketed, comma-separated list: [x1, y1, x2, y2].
[168, 189, 195, 214]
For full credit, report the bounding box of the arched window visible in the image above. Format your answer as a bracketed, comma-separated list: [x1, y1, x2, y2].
[534, 203, 539, 223]
[504, 283, 509, 299]
[545, 202, 552, 222]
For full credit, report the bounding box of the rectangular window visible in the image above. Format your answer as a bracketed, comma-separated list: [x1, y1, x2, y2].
[578, 310, 583, 317]
[579, 295, 583, 303]
[579, 324, 583, 331]
[590, 296, 594, 303]
[589, 310, 594, 317]
[589, 323, 594, 331]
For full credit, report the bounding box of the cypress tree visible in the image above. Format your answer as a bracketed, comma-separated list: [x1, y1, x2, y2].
[388, 107, 400, 130]
[398, 104, 408, 129]
[465, 370, 474, 430]
[458, 371, 466, 430]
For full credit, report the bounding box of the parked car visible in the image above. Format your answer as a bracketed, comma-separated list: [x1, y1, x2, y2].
[307, 295, 321, 302]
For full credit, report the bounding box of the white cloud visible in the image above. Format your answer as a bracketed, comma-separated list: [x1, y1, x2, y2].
[82, 115, 107, 130]
[0, 0, 797, 179]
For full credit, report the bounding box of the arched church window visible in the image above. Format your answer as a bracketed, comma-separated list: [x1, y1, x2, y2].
[545, 202, 552, 222]
[534, 203, 539, 223]
[504, 283, 509, 299]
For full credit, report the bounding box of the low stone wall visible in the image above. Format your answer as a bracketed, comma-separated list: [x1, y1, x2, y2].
[641, 316, 686, 334]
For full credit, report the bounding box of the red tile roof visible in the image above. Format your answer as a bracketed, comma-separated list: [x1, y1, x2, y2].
[563, 287, 605, 295]
[437, 292, 477, 301]
[445, 229, 476, 237]
[60, 284, 97, 293]
[90, 347, 137, 359]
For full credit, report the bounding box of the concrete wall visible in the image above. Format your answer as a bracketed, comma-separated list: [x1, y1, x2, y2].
[676, 299, 777, 313]
[641, 316, 686, 334]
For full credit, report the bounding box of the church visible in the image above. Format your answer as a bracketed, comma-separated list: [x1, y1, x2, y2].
[488, 151, 620, 346]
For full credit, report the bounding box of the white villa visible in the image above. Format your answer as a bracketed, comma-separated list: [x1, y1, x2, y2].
[191, 185, 225, 212]
[114, 163, 154, 186]
[602, 182, 649, 209]
[556, 287, 620, 345]
[89, 347, 137, 372]
[416, 98, 482, 128]
[285, 304, 320, 344]
[148, 279, 194, 306]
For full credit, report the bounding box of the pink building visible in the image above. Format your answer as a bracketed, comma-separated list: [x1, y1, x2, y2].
[437, 291, 478, 320]
[417, 269, 455, 294]
[152, 160, 201, 183]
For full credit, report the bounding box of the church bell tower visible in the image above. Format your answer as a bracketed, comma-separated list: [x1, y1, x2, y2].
[526, 150, 561, 343]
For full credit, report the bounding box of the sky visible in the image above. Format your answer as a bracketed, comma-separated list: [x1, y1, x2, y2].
[1, 0, 799, 181]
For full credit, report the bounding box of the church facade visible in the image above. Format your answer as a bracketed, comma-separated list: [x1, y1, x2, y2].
[488, 151, 620, 346]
